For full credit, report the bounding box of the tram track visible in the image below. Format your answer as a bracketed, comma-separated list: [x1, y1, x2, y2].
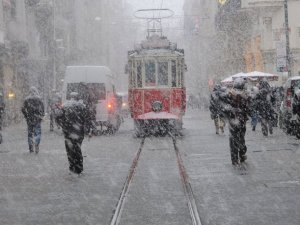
[109, 133, 202, 225]
[169, 132, 202, 225]
[109, 137, 146, 225]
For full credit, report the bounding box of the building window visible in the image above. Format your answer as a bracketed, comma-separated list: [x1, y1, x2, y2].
[145, 61, 156, 87]
[158, 61, 168, 86]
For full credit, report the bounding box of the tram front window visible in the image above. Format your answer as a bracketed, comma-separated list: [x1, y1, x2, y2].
[171, 60, 177, 87]
[145, 61, 156, 87]
[158, 62, 168, 86]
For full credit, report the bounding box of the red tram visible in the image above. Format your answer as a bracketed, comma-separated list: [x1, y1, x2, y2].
[127, 33, 186, 136]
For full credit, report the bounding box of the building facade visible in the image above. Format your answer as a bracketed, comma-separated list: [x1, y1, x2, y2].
[242, 0, 300, 81]
[184, 0, 300, 90]
[0, 0, 30, 123]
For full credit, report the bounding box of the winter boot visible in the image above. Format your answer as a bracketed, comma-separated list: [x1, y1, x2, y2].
[252, 126, 256, 131]
[220, 127, 224, 134]
[232, 160, 239, 166]
[240, 155, 247, 163]
[35, 144, 39, 154]
[269, 127, 273, 135]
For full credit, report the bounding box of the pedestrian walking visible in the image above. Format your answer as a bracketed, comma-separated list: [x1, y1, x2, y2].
[220, 78, 251, 165]
[209, 84, 226, 134]
[254, 80, 275, 136]
[0, 92, 5, 130]
[48, 91, 62, 131]
[21, 87, 45, 153]
[250, 86, 259, 131]
[0, 92, 5, 144]
[78, 82, 97, 134]
[56, 92, 93, 175]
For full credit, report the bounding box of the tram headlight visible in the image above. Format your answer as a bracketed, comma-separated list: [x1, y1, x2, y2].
[152, 101, 163, 112]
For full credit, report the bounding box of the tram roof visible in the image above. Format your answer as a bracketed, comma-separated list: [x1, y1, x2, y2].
[128, 49, 184, 58]
[128, 34, 184, 58]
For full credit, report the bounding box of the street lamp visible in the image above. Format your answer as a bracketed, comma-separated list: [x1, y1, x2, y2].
[284, 0, 291, 77]
[52, 0, 57, 90]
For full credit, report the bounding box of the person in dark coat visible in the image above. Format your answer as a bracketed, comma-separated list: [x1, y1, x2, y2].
[220, 78, 251, 165]
[21, 87, 45, 153]
[78, 82, 97, 134]
[254, 80, 275, 136]
[0, 92, 5, 131]
[249, 86, 259, 131]
[56, 92, 93, 175]
[292, 89, 300, 117]
[209, 84, 226, 134]
[48, 92, 62, 131]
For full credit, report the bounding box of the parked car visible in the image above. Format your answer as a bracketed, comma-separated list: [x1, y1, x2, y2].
[62, 66, 122, 134]
[279, 76, 300, 134]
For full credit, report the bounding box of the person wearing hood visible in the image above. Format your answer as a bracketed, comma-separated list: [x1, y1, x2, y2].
[220, 78, 251, 165]
[56, 92, 93, 175]
[254, 80, 275, 136]
[250, 85, 260, 131]
[209, 84, 226, 134]
[0, 92, 5, 131]
[21, 87, 45, 153]
[48, 91, 62, 131]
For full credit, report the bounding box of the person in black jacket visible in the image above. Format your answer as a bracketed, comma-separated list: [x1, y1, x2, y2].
[56, 92, 93, 175]
[220, 78, 251, 165]
[254, 80, 275, 136]
[292, 89, 300, 117]
[0, 92, 5, 131]
[209, 84, 226, 134]
[48, 91, 62, 131]
[21, 87, 45, 153]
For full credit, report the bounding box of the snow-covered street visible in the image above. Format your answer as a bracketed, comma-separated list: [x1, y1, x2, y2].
[0, 109, 299, 225]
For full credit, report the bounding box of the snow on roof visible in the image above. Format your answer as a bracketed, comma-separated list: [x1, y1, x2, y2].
[116, 92, 128, 96]
[222, 71, 278, 84]
[241, 71, 278, 78]
[65, 66, 112, 83]
[289, 76, 300, 81]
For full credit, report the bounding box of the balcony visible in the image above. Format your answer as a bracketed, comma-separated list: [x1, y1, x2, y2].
[0, 30, 4, 44]
[243, 0, 283, 8]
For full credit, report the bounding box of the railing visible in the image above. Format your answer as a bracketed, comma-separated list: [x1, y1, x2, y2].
[242, 0, 283, 8]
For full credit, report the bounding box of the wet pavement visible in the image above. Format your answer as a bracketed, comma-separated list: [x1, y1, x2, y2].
[0, 109, 299, 225]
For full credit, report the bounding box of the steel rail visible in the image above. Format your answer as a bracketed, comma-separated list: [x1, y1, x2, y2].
[109, 137, 146, 225]
[169, 132, 202, 225]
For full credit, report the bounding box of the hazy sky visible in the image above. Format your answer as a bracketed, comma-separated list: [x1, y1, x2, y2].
[126, 0, 183, 15]
[124, 0, 185, 45]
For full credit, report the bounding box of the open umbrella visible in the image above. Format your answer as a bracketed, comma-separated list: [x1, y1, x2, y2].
[221, 71, 279, 86]
[221, 72, 246, 86]
[233, 71, 278, 81]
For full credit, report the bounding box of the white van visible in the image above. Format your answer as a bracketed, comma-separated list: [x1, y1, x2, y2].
[62, 66, 121, 133]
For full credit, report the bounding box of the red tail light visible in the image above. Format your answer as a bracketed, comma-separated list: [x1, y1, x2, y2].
[286, 88, 292, 108]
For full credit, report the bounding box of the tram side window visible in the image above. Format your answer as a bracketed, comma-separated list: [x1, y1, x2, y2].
[178, 62, 182, 87]
[181, 59, 185, 86]
[129, 60, 134, 88]
[132, 61, 137, 87]
[145, 61, 156, 86]
[158, 62, 168, 86]
[136, 61, 142, 88]
[171, 60, 177, 87]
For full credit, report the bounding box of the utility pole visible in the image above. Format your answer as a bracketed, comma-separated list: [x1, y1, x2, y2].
[52, 0, 56, 90]
[284, 0, 291, 77]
